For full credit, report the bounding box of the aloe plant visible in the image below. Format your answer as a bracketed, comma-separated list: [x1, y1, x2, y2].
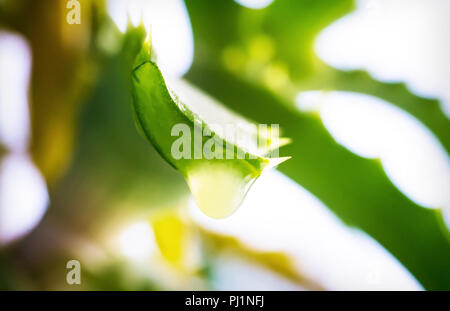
[131, 41, 289, 218]
[125, 0, 450, 290]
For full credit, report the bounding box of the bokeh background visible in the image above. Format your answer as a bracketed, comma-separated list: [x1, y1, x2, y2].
[0, 0, 449, 290]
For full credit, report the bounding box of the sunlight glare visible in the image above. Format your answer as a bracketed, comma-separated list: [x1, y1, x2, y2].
[0, 155, 49, 245]
[234, 0, 275, 10]
[296, 91, 450, 212]
[315, 0, 450, 116]
[107, 0, 194, 77]
[0, 32, 31, 153]
[117, 221, 157, 261]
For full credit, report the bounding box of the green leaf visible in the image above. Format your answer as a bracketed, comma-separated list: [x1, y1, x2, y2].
[131, 50, 288, 218]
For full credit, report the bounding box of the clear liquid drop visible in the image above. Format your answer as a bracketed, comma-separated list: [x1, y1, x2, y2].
[186, 162, 257, 219]
[185, 157, 289, 219]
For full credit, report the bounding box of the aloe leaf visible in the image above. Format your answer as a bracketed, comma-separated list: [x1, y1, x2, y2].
[131, 47, 288, 218]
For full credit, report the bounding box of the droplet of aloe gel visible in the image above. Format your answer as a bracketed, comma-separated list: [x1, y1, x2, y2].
[131, 45, 289, 219]
[186, 162, 258, 218]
